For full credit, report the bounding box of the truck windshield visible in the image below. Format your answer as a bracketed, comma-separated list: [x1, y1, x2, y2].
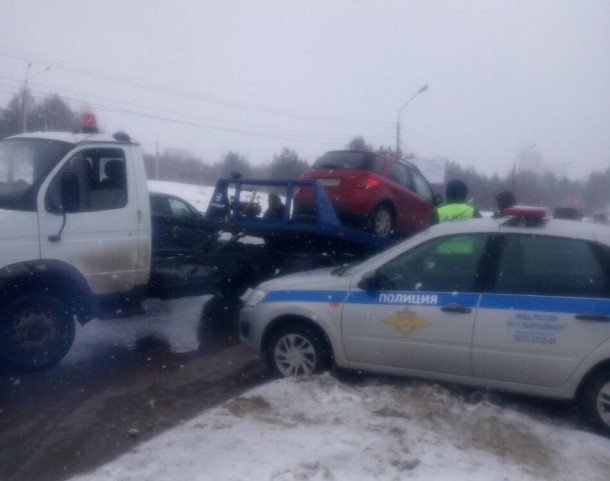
[0, 138, 72, 210]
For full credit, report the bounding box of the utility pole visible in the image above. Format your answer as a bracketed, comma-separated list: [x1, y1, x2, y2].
[146, 129, 160, 180]
[22, 63, 50, 133]
[21, 64, 31, 133]
[511, 144, 537, 189]
[155, 138, 160, 180]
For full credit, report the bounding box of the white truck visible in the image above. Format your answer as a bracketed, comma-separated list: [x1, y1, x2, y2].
[0, 120, 402, 372]
[0, 126, 157, 371]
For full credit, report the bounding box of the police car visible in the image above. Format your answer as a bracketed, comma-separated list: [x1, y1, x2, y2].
[240, 207, 610, 434]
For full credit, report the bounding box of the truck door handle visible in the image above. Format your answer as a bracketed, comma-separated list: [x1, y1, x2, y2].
[440, 303, 472, 314]
[575, 312, 610, 322]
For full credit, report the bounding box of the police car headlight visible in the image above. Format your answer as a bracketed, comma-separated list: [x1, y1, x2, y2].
[245, 288, 267, 307]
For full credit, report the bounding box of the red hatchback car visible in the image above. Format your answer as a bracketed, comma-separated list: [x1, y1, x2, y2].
[294, 150, 438, 237]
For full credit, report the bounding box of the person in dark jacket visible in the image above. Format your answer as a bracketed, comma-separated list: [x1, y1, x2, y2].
[437, 180, 481, 222]
[493, 190, 517, 217]
[264, 192, 285, 219]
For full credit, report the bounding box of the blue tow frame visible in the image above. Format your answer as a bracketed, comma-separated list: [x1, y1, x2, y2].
[204, 178, 397, 252]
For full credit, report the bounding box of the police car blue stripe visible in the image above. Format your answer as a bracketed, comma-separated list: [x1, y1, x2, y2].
[480, 294, 610, 314]
[261, 289, 610, 315]
[262, 290, 348, 303]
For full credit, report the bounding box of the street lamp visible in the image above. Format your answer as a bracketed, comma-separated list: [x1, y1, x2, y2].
[511, 144, 537, 188]
[22, 63, 51, 133]
[396, 85, 428, 158]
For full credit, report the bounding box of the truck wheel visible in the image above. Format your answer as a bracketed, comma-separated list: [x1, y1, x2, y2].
[0, 293, 75, 371]
[216, 261, 255, 300]
[368, 205, 394, 237]
[580, 370, 610, 435]
[266, 324, 329, 377]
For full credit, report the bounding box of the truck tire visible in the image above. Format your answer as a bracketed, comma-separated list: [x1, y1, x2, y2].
[579, 370, 610, 435]
[216, 259, 255, 300]
[0, 293, 75, 371]
[266, 323, 330, 377]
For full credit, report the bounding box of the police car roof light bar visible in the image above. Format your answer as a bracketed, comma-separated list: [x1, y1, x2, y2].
[503, 206, 547, 218]
[502, 205, 548, 227]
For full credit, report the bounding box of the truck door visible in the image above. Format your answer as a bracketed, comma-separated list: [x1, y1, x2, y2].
[38, 146, 141, 296]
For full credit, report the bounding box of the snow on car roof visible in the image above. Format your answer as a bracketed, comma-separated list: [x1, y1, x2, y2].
[5, 131, 139, 145]
[427, 215, 610, 245]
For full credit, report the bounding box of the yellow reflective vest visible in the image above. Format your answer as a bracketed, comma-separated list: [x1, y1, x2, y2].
[437, 203, 475, 223]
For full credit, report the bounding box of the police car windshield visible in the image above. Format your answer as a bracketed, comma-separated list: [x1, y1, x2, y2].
[0, 138, 71, 209]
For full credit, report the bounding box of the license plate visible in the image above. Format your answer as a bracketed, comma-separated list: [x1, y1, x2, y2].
[319, 178, 341, 187]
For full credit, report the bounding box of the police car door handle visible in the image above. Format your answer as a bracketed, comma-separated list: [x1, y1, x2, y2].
[575, 312, 610, 322]
[441, 303, 472, 314]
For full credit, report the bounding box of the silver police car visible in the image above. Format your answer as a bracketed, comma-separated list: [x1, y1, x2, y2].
[240, 208, 610, 434]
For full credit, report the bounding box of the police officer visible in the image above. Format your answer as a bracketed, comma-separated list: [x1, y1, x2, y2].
[437, 180, 481, 222]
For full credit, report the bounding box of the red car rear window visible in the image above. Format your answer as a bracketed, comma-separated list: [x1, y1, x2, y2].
[312, 152, 384, 173]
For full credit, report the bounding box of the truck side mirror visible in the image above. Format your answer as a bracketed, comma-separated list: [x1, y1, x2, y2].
[60, 172, 80, 213]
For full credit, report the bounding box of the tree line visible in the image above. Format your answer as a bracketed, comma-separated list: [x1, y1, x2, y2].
[2, 91, 609, 215]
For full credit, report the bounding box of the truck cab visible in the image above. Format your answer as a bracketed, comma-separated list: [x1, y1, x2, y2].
[0, 127, 151, 371]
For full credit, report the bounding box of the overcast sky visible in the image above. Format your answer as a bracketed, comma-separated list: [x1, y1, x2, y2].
[1, 0, 608, 179]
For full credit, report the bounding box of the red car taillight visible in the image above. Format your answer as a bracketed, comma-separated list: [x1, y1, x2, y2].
[358, 174, 381, 190]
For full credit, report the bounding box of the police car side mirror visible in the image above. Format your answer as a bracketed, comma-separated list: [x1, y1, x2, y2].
[358, 270, 383, 291]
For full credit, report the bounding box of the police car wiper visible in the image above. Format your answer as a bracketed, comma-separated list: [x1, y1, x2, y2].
[331, 259, 364, 276]
[331, 265, 348, 276]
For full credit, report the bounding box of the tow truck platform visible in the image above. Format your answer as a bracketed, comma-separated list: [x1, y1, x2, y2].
[148, 178, 400, 304]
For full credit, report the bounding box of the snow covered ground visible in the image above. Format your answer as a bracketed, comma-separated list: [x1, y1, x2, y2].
[61, 181, 610, 481]
[66, 374, 610, 481]
[148, 180, 218, 213]
[63, 296, 210, 364]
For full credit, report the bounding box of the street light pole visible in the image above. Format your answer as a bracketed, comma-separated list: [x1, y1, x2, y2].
[22, 63, 51, 133]
[396, 85, 428, 158]
[511, 144, 537, 189]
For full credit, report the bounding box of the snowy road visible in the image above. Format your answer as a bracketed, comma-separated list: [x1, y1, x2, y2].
[0, 295, 268, 481]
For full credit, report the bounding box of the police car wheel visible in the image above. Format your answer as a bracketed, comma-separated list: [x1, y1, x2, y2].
[580, 371, 610, 434]
[267, 324, 328, 377]
[0, 293, 75, 372]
